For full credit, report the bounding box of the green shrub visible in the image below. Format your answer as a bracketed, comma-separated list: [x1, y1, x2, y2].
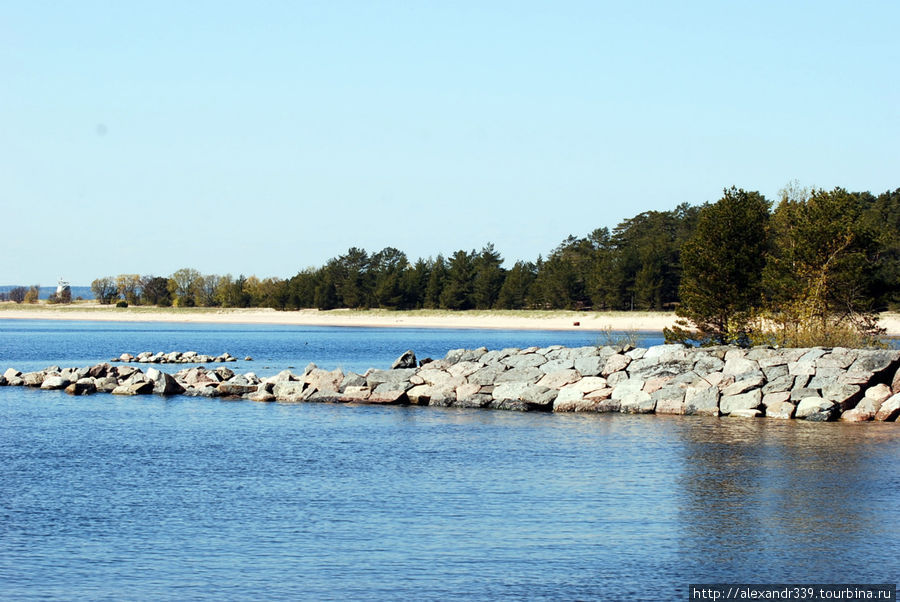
[116, 300, 128, 308]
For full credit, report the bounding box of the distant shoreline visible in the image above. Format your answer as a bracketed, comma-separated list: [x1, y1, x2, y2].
[1, 304, 900, 336]
[0, 304, 679, 332]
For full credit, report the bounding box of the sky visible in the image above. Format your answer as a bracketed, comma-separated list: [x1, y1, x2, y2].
[2, 1, 898, 285]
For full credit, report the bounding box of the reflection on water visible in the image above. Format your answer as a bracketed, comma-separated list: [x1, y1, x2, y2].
[675, 419, 899, 586]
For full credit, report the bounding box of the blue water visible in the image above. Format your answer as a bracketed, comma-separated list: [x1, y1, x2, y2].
[0, 319, 664, 374]
[0, 321, 898, 601]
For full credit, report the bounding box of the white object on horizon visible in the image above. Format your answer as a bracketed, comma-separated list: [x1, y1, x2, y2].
[56, 278, 70, 294]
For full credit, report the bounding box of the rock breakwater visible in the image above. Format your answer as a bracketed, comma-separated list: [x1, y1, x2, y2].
[3, 344, 899, 422]
[110, 351, 247, 364]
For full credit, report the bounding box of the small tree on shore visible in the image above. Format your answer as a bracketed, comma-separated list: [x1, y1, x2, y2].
[666, 187, 770, 345]
[9, 286, 27, 303]
[24, 285, 41, 304]
[760, 186, 885, 347]
[91, 277, 118, 304]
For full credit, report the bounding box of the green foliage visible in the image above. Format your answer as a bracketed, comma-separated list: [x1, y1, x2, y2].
[115, 300, 128, 308]
[82, 182, 898, 330]
[423, 255, 447, 309]
[141, 276, 172, 306]
[674, 187, 770, 345]
[91, 277, 117, 304]
[760, 186, 887, 347]
[495, 261, 536, 309]
[168, 268, 201, 307]
[472, 244, 505, 309]
[24, 285, 40, 304]
[9, 286, 27, 304]
[115, 274, 142, 305]
[440, 250, 476, 310]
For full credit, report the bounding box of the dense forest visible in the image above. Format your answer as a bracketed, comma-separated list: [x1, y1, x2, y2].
[78, 185, 898, 317]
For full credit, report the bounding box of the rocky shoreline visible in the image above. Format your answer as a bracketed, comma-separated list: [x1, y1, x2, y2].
[3, 344, 899, 422]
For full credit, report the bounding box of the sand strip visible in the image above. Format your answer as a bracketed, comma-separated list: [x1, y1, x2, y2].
[1, 305, 898, 335]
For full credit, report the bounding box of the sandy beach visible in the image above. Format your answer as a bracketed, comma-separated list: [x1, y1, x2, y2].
[0, 304, 682, 332]
[2, 303, 899, 335]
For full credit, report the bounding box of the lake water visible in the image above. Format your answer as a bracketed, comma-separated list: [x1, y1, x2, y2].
[0, 320, 897, 600]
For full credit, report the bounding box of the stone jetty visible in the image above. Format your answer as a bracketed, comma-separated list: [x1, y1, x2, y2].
[3, 344, 899, 422]
[110, 351, 247, 364]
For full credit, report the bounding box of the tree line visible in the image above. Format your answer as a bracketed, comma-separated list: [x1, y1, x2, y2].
[671, 185, 899, 346]
[80, 183, 898, 325]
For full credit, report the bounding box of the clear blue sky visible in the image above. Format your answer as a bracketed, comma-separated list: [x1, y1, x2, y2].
[2, 1, 898, 285]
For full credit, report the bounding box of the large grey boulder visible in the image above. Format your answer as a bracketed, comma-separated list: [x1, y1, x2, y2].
[864, 383, 893, 405]
[459, 347, 488, 362]
[94, 376, 119, 392]
[502, 353, 547, 369]
[766, 401, 796, 419]
[619, 391, 655, 414]
[418, 370, 466, 389]
[720, 390, 762, 415]
[540, 358, 574, 373]
[494, 367, 543, 384]
[790, 388, 821, 402]
[574, 356, 604, 376]
[40, 376, 70, 390]
[723, 357, 759, 377]
[340, 373, 366, 389]
[339, 386, 371, 403]
[807, 369, 842, 390]
[65, 378, 97, 396]
[693, 354, 725, 376]
[405, 384, 431, 405]
[841, 406, 875, 422]
[468, 364, 506, 386]
[447, 361, 485, 379]
[391, 350, 417, 369]
[366, 388, 408, 405]
[847, 350, 900, 377]
[22, 372, 46, 387]
[491, 383, 555, 411]
[611, 378, 645, 400]
[721, 375, 764, 397]
[373, 380, 413, 396]
[492, 382, 531, 402]
[684, 387, 720, 416]
[111, 380, 154, 396]
[452, 394, 492, 409]
[761, 363, 789, 381]
[218, 381, 258, 396]
[306, 368, 344, 393]
[273, 381, 306, 402]
[796, 398, 838, 421]
[536, 369, 580, 390]
[602, 354, 631, 376]
[146, 368, 185, 396]
[654, 386, 686, 414]
[520, 386, 557, 411]
[366, 369, 416, 389]
[874, 394, 900, 421]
